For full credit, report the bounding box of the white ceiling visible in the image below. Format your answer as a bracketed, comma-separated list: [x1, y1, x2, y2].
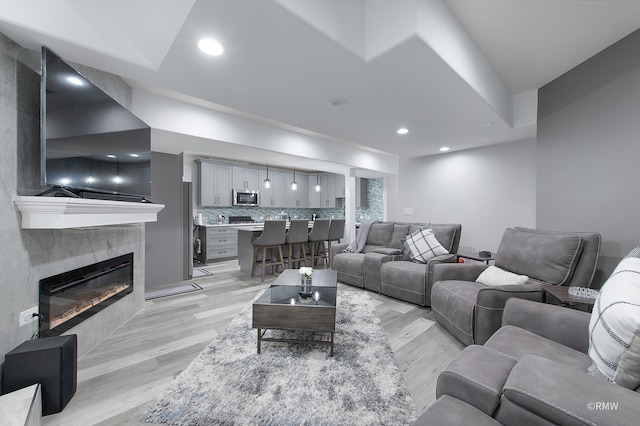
[1, 0, 640, 160]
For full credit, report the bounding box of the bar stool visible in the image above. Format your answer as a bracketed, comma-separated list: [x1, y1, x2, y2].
[284, 219, 309, 269]
[251, 220, 286, 282]
[307, 219, 330, 267]
[326, 219, 345, 268]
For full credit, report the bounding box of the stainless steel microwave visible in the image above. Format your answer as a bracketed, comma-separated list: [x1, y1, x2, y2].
[232, 189, 259, 206]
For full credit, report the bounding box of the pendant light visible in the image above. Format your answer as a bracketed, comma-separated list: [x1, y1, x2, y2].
[291, 166, 298, 190]
[264, 164, 271, 189]
[315, 174, 321, 192]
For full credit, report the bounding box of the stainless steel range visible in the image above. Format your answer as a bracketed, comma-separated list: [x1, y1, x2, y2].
[228, 216, 256, 224]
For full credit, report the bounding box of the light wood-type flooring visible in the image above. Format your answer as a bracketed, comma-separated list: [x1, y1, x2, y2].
[42, 260, 464, 425]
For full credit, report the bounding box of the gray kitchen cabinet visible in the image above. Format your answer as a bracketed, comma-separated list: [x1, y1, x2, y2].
[335, 174, 345, 198]
[309, 174, 322, 208]
[286, 172, 309, 208]
[321, 174, 337, 208]
[232, 166, 259, 190]
[258, 169, 286, 207]
[197, 160, 232, 206]
[197, 226, 237, 261]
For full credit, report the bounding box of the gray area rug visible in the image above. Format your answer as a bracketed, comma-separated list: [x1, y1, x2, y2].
[140, 291, 417, 425]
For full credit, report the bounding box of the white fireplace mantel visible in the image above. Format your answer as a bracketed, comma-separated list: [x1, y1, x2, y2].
[13, 196, 165, 229]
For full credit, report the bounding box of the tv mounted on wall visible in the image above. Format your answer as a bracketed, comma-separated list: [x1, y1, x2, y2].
[41, 47, 152, 201]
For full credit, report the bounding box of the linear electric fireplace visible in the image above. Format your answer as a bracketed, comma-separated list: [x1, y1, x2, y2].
[39, 253, 134, 337]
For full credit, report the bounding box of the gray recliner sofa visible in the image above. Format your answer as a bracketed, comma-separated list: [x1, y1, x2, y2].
[414, 299, 640, 425]
[431, 227, 601, 345]
[331, 222, 461, 305]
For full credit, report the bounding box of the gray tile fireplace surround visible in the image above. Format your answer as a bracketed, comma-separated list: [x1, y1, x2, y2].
[26, 226, 146, 357]
[0, 32, 146, 363]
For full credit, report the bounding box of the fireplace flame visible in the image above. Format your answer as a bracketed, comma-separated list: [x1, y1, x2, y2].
[50, 283, 130, 329]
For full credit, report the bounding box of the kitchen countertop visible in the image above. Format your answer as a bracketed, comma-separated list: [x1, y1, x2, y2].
[198, 221, 316, 229]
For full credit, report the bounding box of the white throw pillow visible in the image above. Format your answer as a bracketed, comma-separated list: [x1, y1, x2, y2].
[402, 227, 448, 264]
[475, 265, 529, 286]
[588, 247, 640, 389]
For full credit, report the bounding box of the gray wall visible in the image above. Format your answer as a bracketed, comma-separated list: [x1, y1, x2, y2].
[0, 33, 145, 363]
[145, 151, 186, 289]
[537, 29, 640, 285]
[396, 139, 537, 253]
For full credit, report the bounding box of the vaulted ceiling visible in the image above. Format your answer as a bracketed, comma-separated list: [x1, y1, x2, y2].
[2, 0, 640, 159]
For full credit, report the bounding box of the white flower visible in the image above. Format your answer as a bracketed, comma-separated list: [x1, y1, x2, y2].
[299, 267, 314, 278]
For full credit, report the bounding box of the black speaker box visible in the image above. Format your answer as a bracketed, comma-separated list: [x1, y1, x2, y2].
[2, 334, 77, 415]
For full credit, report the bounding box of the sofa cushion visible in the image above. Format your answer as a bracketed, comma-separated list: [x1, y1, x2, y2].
[402, 227, 448, 264]
[389, 223, 411, 249]
[415, 395, 502, 426]
[431, 224, 459, 253]
[485, 325, 593, 371]
[588, 246, 640, 389]
[380, 261, 429, 305]
[366, 222, 395, 247]
[476, 266, 529, 286]
[501, 355, 640, 426]
[495, 228, 583, 285]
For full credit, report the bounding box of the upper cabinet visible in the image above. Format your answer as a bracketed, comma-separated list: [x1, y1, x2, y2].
[197, 160, 232, 206]
[286, 172, 309, 208]
[258, 169, 286, 207]
[320, 174, 337, 208]
[232, 166, 259, 190]
[309, 174, 322, 208]
[335, 174, 345, 198]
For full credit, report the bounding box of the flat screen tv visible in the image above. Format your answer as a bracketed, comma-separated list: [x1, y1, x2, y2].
[41, 47, 152, 201]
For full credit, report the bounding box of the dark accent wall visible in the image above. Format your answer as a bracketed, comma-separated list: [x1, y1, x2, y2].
[537, 29, 640, 286]
[145, 152, 187, 289]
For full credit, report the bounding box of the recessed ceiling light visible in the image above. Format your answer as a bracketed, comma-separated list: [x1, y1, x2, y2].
[440, 146, 450, 152]
[396, 128, 409, 135]
[198, 38, 224, 56]
[66, 76, 84, 86]
[328, 98, 348, 108]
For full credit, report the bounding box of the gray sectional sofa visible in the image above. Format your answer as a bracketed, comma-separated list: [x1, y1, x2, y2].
[431, 227, 601, 345]
[415, 298, 640, 425]
[331, 222, 461, 305]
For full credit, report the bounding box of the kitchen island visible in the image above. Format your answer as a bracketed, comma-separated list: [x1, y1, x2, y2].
[196, 223, 262, 263]
[236, 222, 315, 274]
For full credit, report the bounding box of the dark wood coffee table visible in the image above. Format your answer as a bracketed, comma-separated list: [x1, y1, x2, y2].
[252, 270, 338, 355]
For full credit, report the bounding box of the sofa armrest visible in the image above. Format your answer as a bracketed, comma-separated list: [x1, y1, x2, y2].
[498, 355, 640, 426]
[432, 263, 488, 283]
[476, 284, 544, 308]
[331, 242, 350, 265]
[474, 284, 544, 345]
[502, 298, 591, 354]
[372, 247, 404, 255]
[332, 242, 349, 254]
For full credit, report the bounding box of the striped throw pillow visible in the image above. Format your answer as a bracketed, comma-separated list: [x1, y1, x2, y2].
[588, 246, 640, 389]
[402, 227, 448, 264]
